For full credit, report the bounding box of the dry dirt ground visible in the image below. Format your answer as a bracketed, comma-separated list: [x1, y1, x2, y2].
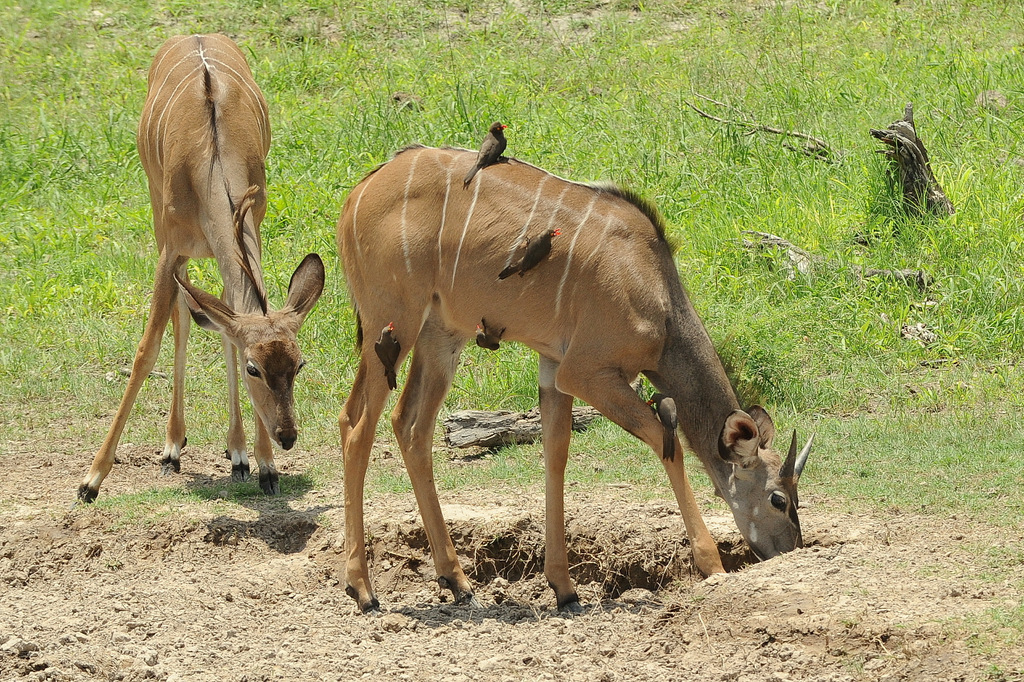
[2, 437, 1023, 682]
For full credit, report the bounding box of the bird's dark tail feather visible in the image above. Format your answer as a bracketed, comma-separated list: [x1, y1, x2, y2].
[662, 425, 676, 461]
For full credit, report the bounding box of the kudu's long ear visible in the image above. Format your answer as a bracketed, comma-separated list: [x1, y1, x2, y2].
[282, 253, 325, 325]
[174, 273, 238, 334]
[745, 405, 776, 448]
[719, 410, 761, 469]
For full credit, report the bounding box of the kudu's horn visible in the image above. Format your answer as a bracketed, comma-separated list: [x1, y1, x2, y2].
[781, 431, 813, 481]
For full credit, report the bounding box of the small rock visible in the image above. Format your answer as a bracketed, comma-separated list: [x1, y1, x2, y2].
[391, 91, 423, 111]
[619, 588, 655, 605]
[975, 90, 1008, 112]
[140, 649, 158, 666]
[380, 613, 410, 633]
[1, 638, 40, 654]
[74, 633, 90, 643]
[477, 656, 504, 672]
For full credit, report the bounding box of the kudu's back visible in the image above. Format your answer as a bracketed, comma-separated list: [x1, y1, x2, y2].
[138, 34, 271, 259]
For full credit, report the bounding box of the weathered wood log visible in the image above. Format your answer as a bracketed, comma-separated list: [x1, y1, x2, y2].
[443, 406, 602, 449]
[870, 103, 955, 216]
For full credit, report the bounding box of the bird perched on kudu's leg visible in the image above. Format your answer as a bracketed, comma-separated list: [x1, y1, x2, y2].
[464, 122, 508, 188]
[476, 318, 505, 350]
[649, 393, 679, 461]
[374, 322, 400, 391]
[498, 228, 561, 280]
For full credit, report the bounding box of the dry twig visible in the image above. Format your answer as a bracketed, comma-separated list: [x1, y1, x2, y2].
[688, 94, 838, 162]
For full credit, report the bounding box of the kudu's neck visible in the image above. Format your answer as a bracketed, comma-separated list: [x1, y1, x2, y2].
[650, 291, 740, 494]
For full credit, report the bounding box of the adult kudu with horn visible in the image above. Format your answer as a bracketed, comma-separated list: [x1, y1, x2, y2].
[337, 144, 811, 612]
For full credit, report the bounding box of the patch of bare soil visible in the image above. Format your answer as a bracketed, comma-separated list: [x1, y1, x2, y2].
[2, 436, 1023, 681]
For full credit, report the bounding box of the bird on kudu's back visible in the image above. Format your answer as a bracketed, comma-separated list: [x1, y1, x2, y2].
[374, 322, 401, 391]
[464, 122, 508, 188]
[475, 318, 504, 351]
[649, 393, 679, 461]
[498, 228, 561, 280]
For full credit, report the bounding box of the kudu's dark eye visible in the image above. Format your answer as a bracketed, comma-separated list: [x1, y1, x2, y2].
[769, 491, 787, 511]
[246, 362, 261, 378]
[296, 360, 307, 375]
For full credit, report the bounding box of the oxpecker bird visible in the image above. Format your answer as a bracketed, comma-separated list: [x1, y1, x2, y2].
[374, 322, 401, 391]
[475, 318, 505, 351]
[498, 228, 561, 280]
[649, 393, 679, 461]
[464, 122, 508, 188]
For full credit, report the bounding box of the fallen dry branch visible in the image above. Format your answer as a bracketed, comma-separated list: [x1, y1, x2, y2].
[741, 230, 822, 279]
[443, 406, 602, 449]
[688, 94, 838, 162]
[870, 103, 955, 216]
[741, 230, 932, 292]
[854, 266, 933, 292]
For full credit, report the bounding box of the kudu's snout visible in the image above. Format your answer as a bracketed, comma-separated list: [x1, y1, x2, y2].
[277, 428, 297, 450]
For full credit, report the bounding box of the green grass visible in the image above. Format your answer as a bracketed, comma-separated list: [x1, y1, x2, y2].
[3, 2, 1024, 644]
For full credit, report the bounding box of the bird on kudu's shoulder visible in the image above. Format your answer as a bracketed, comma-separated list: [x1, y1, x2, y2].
[648, 393, 679, 461]
[464, 121, 508, 188]
[498, 228, 561, 280]
[374, 322, 401, 391]
[475, 318, 504, 351]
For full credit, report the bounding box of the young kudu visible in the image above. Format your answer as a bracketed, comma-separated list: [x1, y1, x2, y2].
[78, 34, 325, 503]
[337, 145, 811, 612]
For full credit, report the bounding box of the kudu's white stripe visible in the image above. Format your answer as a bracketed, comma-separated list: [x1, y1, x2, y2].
[554, 192, 600, 317]
[585, 213, 617, 268]
[142, 43, 192, 166]
[450, 173, 483, 289]
[350, 168, 378, 260]
[399, 149, 421, 274]
[503, 174, 550, 270]
[437, 159, 454, 272]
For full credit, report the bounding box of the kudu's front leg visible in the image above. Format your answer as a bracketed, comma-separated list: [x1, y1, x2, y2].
[79, 253, 184, 503]
[538, 356, 582, 612]
[558, 365, 725, 578]
[223, 339, 251, 482]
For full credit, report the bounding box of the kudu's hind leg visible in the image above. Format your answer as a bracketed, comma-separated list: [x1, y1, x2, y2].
[557, 366, 725, 577]
[340, 357, 399, 613]
[79, 252, 185, 502]
[390, 317, 477, 606]
[537, 356, 583, 612]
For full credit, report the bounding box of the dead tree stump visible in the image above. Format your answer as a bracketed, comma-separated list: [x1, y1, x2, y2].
[870, 103, 955, 216]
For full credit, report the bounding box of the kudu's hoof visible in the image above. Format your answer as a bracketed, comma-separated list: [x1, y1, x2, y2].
[557, 596, 584, 615]
[231, 462, 251, 483]
[258, 468, 280, 495]
[76, 484, 98, 505]
[159, 457, 180, 476]
[438, 576, 480, 608]
[346, 584, 380, 614]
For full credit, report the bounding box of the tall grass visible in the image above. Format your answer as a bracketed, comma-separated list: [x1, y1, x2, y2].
[1, 0, 1023, 521]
